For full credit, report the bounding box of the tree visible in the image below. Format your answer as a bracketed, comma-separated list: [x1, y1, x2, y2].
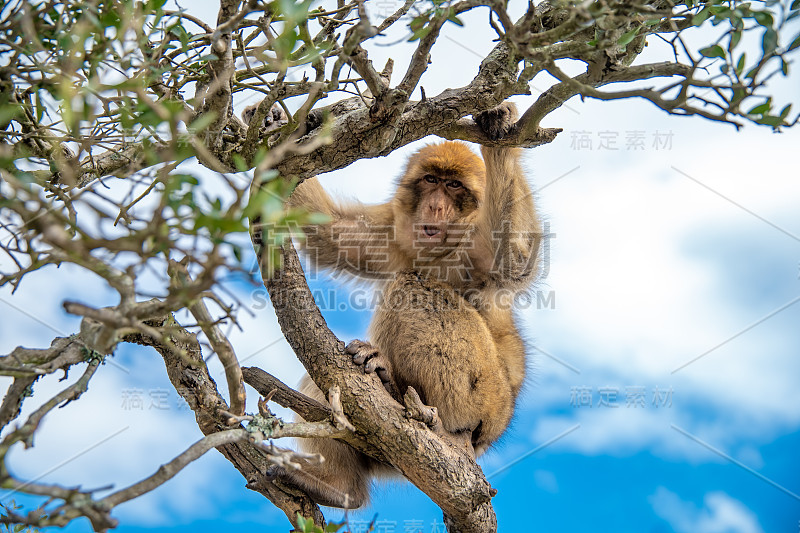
[0, 0, 797, 532]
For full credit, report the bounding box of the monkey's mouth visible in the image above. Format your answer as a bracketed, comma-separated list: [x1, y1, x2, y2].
[418, 224, 447, 245]
[422, 225, 442, 237]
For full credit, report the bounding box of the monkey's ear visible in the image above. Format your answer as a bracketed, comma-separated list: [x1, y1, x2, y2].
[475, 102, 518, 141]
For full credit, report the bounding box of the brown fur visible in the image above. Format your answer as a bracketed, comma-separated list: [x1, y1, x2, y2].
[281, 102, 542, 508]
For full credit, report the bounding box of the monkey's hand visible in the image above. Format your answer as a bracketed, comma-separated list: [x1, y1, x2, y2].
[475, 101, 519, 141]
[346, 340, 397, 397]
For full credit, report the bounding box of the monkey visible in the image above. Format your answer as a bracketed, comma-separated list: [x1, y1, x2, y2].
[273, 102, 542, 509]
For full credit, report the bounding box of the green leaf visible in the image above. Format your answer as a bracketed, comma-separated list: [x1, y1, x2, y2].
[408, 24, 432, 41]
[448, 13, 463, 26]
[99, 7, 121, 29]
[34, 90, 44, 122]
[756, 115, 784, 127]
[617, 27, 640, 46]
[735, 53, 746, 76]
[747, 99, 771, 115]
[779, 103, 792, 119]
[789, 32, 800, 52]
[692, 7, 712, 26]
[791, 0, 800, 10]
[188, 112, 217, 135]
[0, 103, 22, 128]
[761, 27, 778, 55]
[274, 27, 299, 59]
[232, 153, 249, 172]
[730, 28, 742, 49]
[146, 0, 168, 10]
[753, 11, 774, 27]
[699, 44, 726, 59]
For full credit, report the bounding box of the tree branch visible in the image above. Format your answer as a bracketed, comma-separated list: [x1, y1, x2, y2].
[123, 315, 326, 529]
[254, 242, 497, 533]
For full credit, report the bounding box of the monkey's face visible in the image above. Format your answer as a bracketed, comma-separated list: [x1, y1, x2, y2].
[394, 142, 485, 251]
[413, 173, 476, 247]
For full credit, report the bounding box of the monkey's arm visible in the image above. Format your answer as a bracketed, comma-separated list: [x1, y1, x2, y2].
[289, 178, 396, 278]
[473, 104, 542, 285]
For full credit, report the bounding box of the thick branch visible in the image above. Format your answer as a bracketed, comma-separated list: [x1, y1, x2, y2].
[273, 42, 552, 179]
[256, 242, 496, 532]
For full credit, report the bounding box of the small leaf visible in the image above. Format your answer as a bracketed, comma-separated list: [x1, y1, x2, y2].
[617, 27, 640, 46]
[761, 27, 778, 55]
[34, 90, 44, 122]
[779, 103, 792, 119]
[747, 99, 771, 115]
[789, 32, 800, 52]
[736, 53, 746, 76]
[699, 44, 726, 59]
[232, 153, 248, 172]
[146, 0, 168, 10]
[730, 28, 742, 49]
[188, 112, 217, 135]
[408, 24, 432, 41]
[753, 11, 774, 27]
[692, 8, 712, 26]
[792, 0, 800, 10]
[756, 115, 784, 127]
[447, 12, 463, 26]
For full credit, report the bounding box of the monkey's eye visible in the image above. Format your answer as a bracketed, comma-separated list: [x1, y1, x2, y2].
[423, 174, 438, 184]
[446, 180, 463, 189]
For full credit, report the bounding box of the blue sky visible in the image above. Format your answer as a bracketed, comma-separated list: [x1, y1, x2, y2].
[2, 2, 799, 532]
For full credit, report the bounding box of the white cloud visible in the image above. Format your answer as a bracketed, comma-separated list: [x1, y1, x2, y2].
[650, 487, 765, 533]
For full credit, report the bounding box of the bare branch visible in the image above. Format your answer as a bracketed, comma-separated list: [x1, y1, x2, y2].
[242, 366, 332, 423]
[168, 259, 246, 417]
[123, 315, 326, 528]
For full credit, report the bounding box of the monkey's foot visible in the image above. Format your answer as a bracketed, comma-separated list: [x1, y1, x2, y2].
[346, 340, 397, 396]
[475, 101, 518, 141]
[403, 386, 441, 429]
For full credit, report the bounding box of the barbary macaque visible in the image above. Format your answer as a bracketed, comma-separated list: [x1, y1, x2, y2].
[269, 102, 542, 508]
